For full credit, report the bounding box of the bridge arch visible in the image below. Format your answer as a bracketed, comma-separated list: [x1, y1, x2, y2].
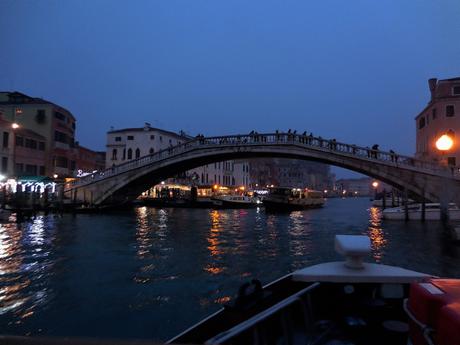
[64, 133, 460, 206]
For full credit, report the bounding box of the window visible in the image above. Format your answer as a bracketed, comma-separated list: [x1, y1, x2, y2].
[39, 166, 45, 175]
[55, 156, 68, 168]
[71, 122, 75, 130]
[418, 117, 425, 129]
[70, 161, 76, 171]
[150, 135, 155, 140]
[149, 148, 154, 154]
[39, 142, 45, 151]
[448, 157, 456, 166]
[25, 139, 37, 149]
[446, 105, 455, 117]
[25, 164, 37, 175]
[1, 157, 7, 173]
[36, 109, 46, 124]
[3, 132, 8, 148]
[160, 136, 163, 142]
[122, 149, 126, 160]
[432, 108, 437, 119]
[169, 139, 172, 144]
[115, 136, 122, 142]
[16, 135, 23, 146]
[15, 163, 23, 175]
[54, 111, 66, 121]
[135, 148, 140, 158]
[453, 86, 460, 95]
[112, 149, 117, 160]
[54, 130, 68, 143]
[127, 148, 132, 160]
[127, 135, 134, 140]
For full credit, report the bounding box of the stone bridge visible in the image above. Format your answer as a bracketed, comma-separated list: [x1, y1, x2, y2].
[64, 132, 460, 207]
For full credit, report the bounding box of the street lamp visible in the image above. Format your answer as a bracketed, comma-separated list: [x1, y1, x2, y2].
[11, 123, 20, 177]
[372, 181, 379, 200]
[436, 132, 455, 166]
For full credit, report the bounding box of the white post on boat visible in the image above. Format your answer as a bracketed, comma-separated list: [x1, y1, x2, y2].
[335, 235, 371, 269]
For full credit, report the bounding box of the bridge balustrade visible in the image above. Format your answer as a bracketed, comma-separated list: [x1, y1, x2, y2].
[67, 132, 458, 189]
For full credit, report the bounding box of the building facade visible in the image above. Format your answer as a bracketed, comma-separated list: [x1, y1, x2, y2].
[106, 124, 251, 187]
[0, 117, 47, 177]
[249, 158, 332, 191]
[75, 145, 106, 176]
[0, 91, 77, 177]
[415, 77, 460, 166]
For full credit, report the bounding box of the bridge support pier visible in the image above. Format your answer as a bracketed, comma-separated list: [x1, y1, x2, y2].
[421, 197, 426, 222]
[404, 189, 409, 222]
[382, 189, 386, 210]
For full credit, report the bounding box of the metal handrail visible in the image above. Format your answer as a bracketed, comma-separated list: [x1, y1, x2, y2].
[66, 132, 459, 190]
[204, 282, 320, 345]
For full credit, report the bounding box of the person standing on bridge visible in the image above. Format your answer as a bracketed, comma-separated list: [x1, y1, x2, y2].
[371, 144, 379, 159]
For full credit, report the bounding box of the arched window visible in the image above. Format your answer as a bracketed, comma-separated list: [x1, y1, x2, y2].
[122, 149, 126, 160]
[112, 149, 117, 160]
[127, 148, 132, 160]
[135, 148, 140, 158]
[232, 177, 235, 186]
[149, 148, 154, 155]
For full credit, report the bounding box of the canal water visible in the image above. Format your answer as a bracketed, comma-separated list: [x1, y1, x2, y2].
[1, 197, 459, 341]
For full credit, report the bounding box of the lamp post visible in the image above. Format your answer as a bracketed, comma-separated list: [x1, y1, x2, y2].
[435, 132, 455, 223]
[11, 123, 19, 177]
[372, 181, 379, 200]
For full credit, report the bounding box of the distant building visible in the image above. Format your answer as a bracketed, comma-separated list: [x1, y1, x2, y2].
[335, 177, 392, 197]
[75, 145, 105, 175]
[0, 91, 77, 177]
[249, 158, 332, 190]
[415, 77, 460, 166]
[106, 124, 251, 187]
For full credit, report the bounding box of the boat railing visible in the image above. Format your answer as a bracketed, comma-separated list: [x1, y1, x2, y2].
[204, 282, 320, 345]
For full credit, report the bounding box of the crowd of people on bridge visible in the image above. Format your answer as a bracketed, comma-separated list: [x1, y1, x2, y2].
[193, 130, 405, 165]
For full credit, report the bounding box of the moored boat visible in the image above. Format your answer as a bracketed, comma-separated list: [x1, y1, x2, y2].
[263, 187, 325, 211]
[211, 195, 259, 209]
[167, 235, 460, 345]
[382, 203, 460, 220]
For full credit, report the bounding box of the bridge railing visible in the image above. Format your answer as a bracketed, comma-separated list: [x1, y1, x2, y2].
[67, 132, 457, 189]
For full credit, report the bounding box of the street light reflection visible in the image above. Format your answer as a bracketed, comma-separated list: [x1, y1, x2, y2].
[367, 207, 387, 262]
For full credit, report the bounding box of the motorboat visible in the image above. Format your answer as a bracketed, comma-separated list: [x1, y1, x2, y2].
[382, 203, 460, 221]
[211, 195, 259, 209]
[263, 187, 325, 211]
[168, 235, 460, 345]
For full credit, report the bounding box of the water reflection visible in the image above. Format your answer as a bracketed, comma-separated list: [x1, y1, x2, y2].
[367, 207, 387, 262]
[0, 215, 54, 322]
[205, 210, 226, 275]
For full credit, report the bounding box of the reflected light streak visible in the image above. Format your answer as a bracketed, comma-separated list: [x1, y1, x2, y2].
[367, 207, 387, 262]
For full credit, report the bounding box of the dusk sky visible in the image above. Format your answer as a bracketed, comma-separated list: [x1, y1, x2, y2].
[1, 0, 459, 177]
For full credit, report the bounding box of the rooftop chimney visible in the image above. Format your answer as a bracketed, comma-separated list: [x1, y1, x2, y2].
[428, 78, 437, 101]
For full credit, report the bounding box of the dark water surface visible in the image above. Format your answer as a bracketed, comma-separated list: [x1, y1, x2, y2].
[1, 198, 459, 341]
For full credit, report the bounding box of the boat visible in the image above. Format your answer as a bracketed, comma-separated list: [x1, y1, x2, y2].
[168, 235, 460, 345]
[382, 203, 460, 220]
[211, 195, 259, 209]
[372, 197, 408, 207]
[263, 187, 325, 211]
